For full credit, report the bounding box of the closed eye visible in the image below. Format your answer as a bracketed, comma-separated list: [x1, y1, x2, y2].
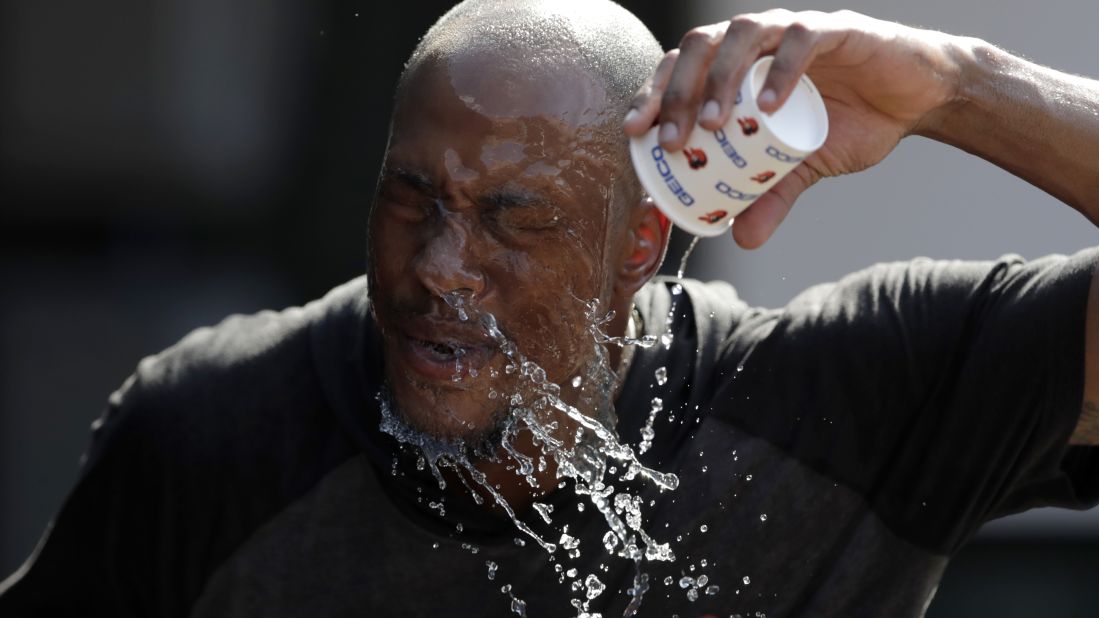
[378, 167, 438, 222]
[483, 189, 561, 232]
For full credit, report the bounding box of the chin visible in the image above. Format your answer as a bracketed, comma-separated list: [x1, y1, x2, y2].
[388, 375, 511, 450]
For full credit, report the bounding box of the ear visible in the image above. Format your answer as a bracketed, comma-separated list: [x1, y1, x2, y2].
[614, 196, 672, 297]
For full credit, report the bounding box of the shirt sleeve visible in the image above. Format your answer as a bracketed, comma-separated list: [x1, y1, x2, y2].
[713, 248, 1099, 554]
[0, 301, 356, 617]
[0, 363, 172, 617]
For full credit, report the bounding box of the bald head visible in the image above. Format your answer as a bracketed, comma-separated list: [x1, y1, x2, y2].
[396, 0, 664, 208]
[403, 0, 662, 119]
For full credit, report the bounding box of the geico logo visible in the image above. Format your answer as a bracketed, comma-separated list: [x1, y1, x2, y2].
[713, 129, 748, 169]
[715, 181, 759, 202]
[765, 145, 803, 164]
[651, 146, 695, 206]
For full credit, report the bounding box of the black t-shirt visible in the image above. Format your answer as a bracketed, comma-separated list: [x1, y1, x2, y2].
[2, 250, 1098, 617]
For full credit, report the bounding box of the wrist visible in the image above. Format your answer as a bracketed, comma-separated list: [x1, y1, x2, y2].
[913, 34, 996, 143]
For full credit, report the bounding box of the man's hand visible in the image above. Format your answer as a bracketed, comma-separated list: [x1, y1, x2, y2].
[623, 9, 964, 248]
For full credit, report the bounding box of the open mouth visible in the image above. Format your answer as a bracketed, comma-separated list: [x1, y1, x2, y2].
[398, 329, 495, 383]
[412, 337, 471, 361]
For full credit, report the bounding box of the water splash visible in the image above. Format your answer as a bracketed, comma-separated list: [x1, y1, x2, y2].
[379, 290, 683, 616]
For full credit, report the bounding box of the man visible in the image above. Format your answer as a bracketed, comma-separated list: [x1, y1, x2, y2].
[2, 1, 1098, 616]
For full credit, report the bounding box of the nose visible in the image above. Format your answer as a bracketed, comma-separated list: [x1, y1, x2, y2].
[413, 215, 487, 300]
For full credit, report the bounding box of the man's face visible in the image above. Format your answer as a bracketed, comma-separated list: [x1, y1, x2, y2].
[367, 55, 625, 444]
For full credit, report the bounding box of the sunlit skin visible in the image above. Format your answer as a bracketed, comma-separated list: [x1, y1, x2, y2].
[367, 51, 669, 508]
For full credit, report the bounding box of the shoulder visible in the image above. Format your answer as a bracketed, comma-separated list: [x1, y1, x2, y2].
[1, 279, 372, 614]
[90, 276, 371, 467]
[139, 276, 369, 388]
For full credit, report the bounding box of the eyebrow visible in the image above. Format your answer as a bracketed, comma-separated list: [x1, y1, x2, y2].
[387, 165, 554, 209]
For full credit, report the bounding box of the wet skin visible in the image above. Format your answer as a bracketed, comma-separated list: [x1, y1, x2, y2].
[367, 53, 668, 505]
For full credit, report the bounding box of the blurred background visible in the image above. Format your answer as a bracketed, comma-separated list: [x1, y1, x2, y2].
[0, 0, 1096, 615]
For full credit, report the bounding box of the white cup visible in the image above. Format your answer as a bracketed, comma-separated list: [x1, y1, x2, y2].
[629, 56, 829, 237]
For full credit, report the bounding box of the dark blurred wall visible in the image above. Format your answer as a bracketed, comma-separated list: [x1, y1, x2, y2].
[0, 0, 683, 582]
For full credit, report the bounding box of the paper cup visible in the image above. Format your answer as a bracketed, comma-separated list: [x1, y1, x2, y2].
[629, 56, 829, 237]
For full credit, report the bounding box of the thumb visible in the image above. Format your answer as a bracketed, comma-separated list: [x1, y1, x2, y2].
[730, 163, 816, 249]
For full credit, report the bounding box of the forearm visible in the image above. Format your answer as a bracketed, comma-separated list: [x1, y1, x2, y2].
[919, 39, 1099, 226]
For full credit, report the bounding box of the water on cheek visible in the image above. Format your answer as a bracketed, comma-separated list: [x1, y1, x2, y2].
[376, 291, 682, 616]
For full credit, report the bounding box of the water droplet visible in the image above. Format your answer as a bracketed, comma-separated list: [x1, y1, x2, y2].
[566, 568, 578, 578]
[742, 576, 751, 585]
[686, 588, 699, 602]
[679, 576, 694, 589]
[584, 574, 606, 600]
[559, 532, 580, 550]
[532, 502, 554, 524]
[760, 513, 768, 522]
[705, 585, 719, 595]
[571, 375, 582, 388]
[700, 559, 708, 567]
[700, 524, 708, 533]
[671, 283, 683, 296]
[654, 366, 668, 385]
[697, 574, 709, 587]
[736, 364, 745, 372]
[664, 576, 673, 586]
[486, 560, 498, 580]
[745, 474, 752, 482]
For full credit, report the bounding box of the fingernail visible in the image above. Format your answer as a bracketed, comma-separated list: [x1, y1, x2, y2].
[699, 100, 721, 124]
[758, 89, 777, 109]
[659, 122, 679, 143]
[624, 108, 639, 125]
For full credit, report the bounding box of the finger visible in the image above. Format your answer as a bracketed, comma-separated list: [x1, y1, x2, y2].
[624, 49, 679, 136]
[730, 165, 813, 249]
[758, 17, 845, 113]
[699, 16, 787, 130]
[657, 24, 725, 151]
